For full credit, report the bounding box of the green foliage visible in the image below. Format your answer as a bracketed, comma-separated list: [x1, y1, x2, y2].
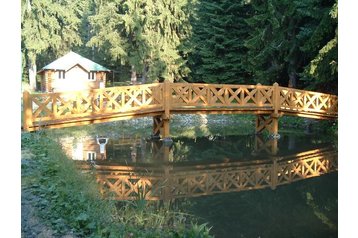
[186, 0, 337, 92]
[21, 0, 338, 93]
[21, 132, 213, 237]
[21, 0, 87, 89]
[187, 0, 253, 84]
[300, 0, 338, 94]
[87, 0, 192, 82]
[22, 133, 120, 237]
[21, 0, 85, 60]
[244, 0, 295, 85]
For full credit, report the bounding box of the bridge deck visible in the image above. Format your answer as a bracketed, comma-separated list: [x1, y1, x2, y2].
[22, 82, 338, 132]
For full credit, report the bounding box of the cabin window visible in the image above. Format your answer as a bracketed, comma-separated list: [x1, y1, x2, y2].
[87, 152, 96, 160]
[88, 72, 96, 81]
[58, 70, 66, 79]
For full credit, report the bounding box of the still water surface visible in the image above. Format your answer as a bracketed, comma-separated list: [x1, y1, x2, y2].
[59, 130, 337, 238]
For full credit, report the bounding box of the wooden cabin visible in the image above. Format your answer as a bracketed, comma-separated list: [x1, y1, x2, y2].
[38, 51, 111, 92]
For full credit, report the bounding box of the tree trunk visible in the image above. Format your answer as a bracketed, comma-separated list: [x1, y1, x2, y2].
[28, 61, 37, 91]
[141, 64, 148, 84]
[130, 65, 137, 84]
[288, 71, 297, 88]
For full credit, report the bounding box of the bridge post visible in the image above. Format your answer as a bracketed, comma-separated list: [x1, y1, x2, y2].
[271, 158, 278, 190]
[23, 90, 33, 131]
[152, 116, 162, 139]
[273, 82, 280, 115]
[162, 80, 172, 140]
[255, 114, 279, 138]
[163, 80, 171, 119]
[253, 135, 278, 155]
[271, 82, 281, 139]
[151, 80, 172, 141]
[255, 82, 281, 138]
[161, 118, 171, 139]
[152, 116, 171, 140]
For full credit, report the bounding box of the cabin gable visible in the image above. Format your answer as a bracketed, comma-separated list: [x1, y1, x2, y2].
[38, 51, 110, 92]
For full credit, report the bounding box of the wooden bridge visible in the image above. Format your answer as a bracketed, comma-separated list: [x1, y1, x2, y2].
[79, 146, 337, 201]
[23, 81, 338, 137]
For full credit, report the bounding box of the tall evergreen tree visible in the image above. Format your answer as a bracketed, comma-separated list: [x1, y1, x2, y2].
[244, 0, 303, 86]
[187, 0, 252, 84]
[299, 0, 337, 94]
[21, 0, 86, 90]
[88, 0, 191, 83]
[244, 0, 337, 90]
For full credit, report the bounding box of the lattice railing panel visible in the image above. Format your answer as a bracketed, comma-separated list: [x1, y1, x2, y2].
[30, 83, 163, 124]
[96, 173, 164, 200]
[168, 164, 273, 198]
[170, 83, 274, 109]
[276, 154, 338, 185]
[279, 87, 338, 116]
[31, 94, 54, 121]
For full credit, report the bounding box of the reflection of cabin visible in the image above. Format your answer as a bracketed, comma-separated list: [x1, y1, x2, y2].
[38, 51, 111, 92]
[59, 137, 107, 161]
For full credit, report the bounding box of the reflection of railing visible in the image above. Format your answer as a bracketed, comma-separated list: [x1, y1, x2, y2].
[23, 82, 338, 131]
[80, 147, 337, 201]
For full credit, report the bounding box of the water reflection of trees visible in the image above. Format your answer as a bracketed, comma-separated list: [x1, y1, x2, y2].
[59, 134, 337, 202]
[187, 172, 337, 238]
[60, 133, 334, 164]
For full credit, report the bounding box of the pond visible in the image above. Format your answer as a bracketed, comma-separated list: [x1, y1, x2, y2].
[55, 115, 338, 238]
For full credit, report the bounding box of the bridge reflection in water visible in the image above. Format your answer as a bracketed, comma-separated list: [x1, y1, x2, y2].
[60, 135, 337, 201]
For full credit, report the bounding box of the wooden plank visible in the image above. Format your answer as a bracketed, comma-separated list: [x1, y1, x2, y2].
[24, 82, 338, 132]
[164, 80, 171, 119]
[23, 90, 33, 131]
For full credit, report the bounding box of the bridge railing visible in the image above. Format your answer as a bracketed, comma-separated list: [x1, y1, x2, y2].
[170, 82, 275, 111]
[23, 82, 338, 131]
[279, 86, 338, 118]
[23, 83, 164, 131]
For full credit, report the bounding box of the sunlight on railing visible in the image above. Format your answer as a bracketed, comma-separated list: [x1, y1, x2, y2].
[23, 82, 338, 131]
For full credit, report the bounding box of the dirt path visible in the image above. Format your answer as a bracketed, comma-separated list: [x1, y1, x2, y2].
[21, 149, 76, 238]
[21, 189, 56, 238]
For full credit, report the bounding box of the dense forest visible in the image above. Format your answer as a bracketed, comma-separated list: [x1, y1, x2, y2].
[21, 0, 337, 94]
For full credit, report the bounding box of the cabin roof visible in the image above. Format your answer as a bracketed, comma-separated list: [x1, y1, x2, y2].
[39, 51, 111, 73]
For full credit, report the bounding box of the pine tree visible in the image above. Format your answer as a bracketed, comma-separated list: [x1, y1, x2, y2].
[299, 0, 337, 94]
[243, 0, 337, 90]
[21, 0, 86, 90]
[88, 0, 191, 83]
[187, 0, 252, 84]
[244, 0, 304, 86]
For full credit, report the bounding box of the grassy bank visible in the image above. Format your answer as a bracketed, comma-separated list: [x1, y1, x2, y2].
[21, 131, 213, 238]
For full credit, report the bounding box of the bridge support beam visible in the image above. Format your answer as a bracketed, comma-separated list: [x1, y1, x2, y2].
[255, 114, 280, 139]
[152, 115, 171, 140]
[253, 135, 278, 156]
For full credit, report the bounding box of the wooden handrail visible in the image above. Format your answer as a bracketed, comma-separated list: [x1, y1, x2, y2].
[22, 82, 338, 131]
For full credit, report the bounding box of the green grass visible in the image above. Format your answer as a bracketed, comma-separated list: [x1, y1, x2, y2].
[21, 132, 213, 238]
